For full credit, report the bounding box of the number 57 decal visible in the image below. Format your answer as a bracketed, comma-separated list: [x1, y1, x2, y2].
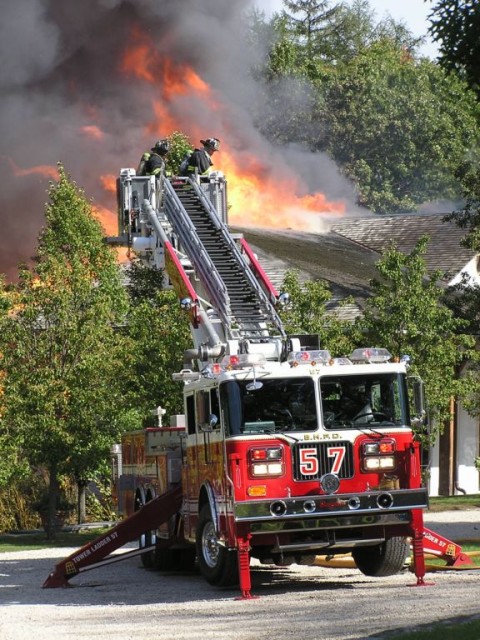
[299, 446, 346, 476]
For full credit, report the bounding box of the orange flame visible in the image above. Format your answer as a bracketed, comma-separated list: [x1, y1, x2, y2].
[100, 174, 117, 193]
[217, 149, 345, 230]
[117, 27, 345, 231]
[120, 27, 210, 99]
[92, 204, 117, 236]
[81, 125, 104, 140]
[7, 158, 58, 180]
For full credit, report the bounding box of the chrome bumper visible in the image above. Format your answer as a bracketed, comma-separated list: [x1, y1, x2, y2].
[234, 488, 428, 533]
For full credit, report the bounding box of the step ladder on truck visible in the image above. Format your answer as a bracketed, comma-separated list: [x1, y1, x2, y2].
[43, 169, 472, 597]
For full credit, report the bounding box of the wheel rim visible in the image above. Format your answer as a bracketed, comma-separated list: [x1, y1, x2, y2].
[201, 520, 220, 568]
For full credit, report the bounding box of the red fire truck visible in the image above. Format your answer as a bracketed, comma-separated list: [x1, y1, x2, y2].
[43, 170, 470, 597]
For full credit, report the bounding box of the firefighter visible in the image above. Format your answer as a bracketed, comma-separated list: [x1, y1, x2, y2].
[137, 139, 170, 176]
[179, 137, 220, 177]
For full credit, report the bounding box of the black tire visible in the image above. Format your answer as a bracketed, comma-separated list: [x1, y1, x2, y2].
[352, 537, 409, 577]
[153, 547, 177, 571]
[176, 547, 197, 572]
[195, 504, 238, 586]
[153, 546, 196, 571]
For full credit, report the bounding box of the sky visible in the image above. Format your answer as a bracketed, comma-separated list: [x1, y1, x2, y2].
[257, 0, 439, 58]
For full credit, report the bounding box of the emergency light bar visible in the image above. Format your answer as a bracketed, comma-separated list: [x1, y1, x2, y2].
[221, 353, 267, 369]
[349, 347, 392, 364]
[287, 350, 331, 366]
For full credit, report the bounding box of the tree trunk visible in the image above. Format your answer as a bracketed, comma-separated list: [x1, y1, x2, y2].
[77, 481, 87, 524]
[46, 467, 60, 540]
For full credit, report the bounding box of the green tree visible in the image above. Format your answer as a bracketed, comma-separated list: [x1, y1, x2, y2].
[0, 165, 129, 535]
[354, 237, 476, 440]
[334, 1, 424, 62]
[164, 130, 192, 176]
[442, 165, 480, 418]
[279, 269, 356, 355]
[323, 41, 480, 212]
[429, 0, 480, 97]
[123, 260, 190, 424]
[445, 164, 480, 254]
[282, 0, 342, 66]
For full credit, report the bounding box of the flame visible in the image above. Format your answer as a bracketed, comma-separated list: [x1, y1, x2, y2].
[92, 204, 117, 236]
[116, 27, 345, 231]
[218, 149, 345, 231]
[120, 26, 220, 137]
[7, 158, 58, 180]
[148, 100, 179, 136]
[81, 125, 104, 140]
[120, 27, 210, 98]
[119, 26, 168, 84]
[92, 201, 129, 264]
[100, 174, 117, 193]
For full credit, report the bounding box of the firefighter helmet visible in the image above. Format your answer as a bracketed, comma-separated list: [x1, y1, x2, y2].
[152, 139, 170, 155]
[200, 137, 220, 152]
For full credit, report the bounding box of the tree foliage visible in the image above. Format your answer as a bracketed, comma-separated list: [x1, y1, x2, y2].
[354, 238, 477, 437]
[279, 269, 356, 355]
[323, 41, 480, 212]
[247, 1, 480, 213]
[281, 0, 342, 66]
[442, 164, 480, 417]
[429, 0, 480, 97]
[0, 165, 129, 533]
[123, 260, 190, 424]
[164, 130, 192, 176]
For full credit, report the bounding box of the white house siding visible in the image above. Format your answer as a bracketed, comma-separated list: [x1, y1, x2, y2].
[448, 256, 480, 287]
[427, 406, 479, 497]
[428, 441, 440, 497]
[456, 404, 479, 494]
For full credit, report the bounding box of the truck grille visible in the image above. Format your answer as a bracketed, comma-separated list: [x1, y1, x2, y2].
[293, 441, 354, 480]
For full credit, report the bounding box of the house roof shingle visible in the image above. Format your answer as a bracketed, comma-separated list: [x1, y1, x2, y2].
[331, 213, 475, 281]
[235, 213, 478, 321]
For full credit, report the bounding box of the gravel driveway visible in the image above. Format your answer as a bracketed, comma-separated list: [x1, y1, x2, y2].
[1, 510, 479, 640]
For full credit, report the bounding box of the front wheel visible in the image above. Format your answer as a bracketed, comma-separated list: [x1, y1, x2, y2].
[195, 505, 238, 586]
[352, 537, 409, 577]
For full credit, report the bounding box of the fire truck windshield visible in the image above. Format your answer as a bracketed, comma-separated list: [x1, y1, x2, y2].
[320, 372, 409, 429]
[220, 377, 317, 436]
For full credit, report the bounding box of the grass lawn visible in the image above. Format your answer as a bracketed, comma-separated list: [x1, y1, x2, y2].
[427, 494, 480, 512]
[0, 528, 111, 553]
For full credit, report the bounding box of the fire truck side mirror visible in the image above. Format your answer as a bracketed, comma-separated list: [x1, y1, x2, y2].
[410, 377, 426, 426]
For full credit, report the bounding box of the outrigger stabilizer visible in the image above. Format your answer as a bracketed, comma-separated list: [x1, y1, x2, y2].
[42, 486, 182, 588]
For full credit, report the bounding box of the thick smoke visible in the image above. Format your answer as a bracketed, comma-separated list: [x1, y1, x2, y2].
[0, 0, 360, 280]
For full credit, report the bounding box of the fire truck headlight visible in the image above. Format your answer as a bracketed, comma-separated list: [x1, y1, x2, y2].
[379, 456, 395, 469]
[249, 447, 284, 477]
[251, 462, 284, 477]
[364, 457, 380, 471]
[363, 456, 396, 471]
[363, 440, 395, 456]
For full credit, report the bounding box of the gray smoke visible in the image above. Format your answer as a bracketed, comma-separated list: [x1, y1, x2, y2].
[0, 0, 359, 280]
